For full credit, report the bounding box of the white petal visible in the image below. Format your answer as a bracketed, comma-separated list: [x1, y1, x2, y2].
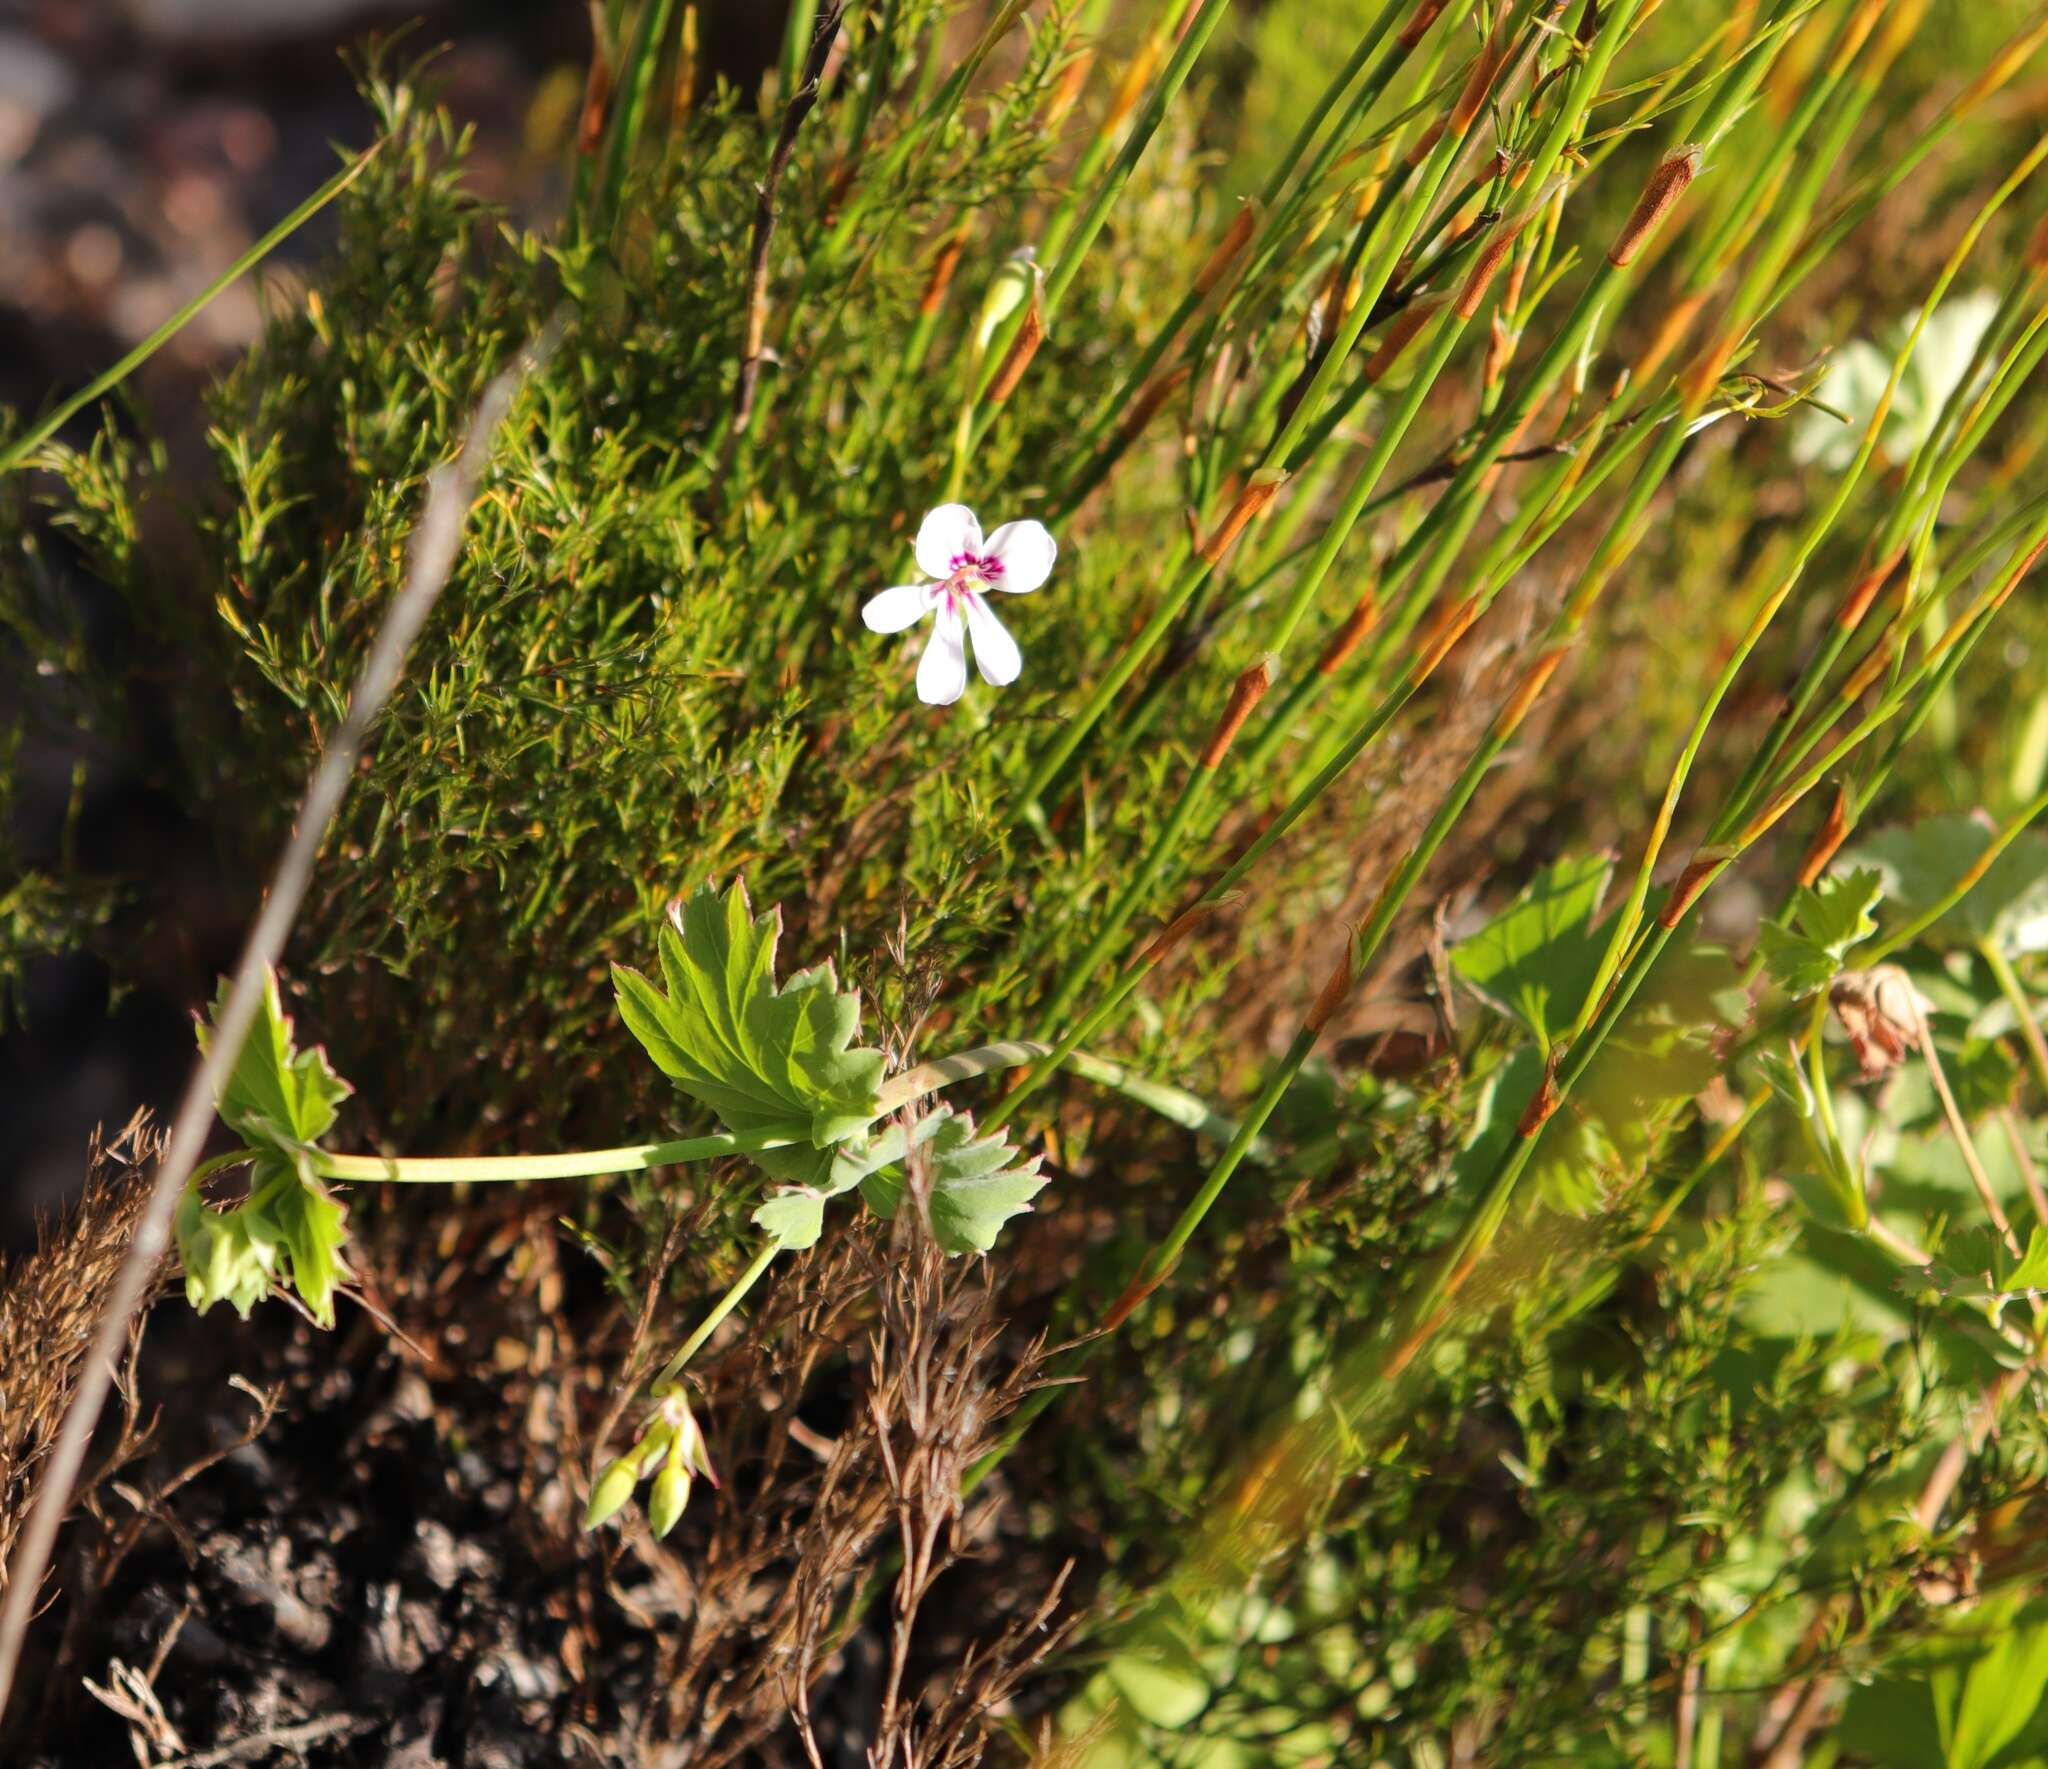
[916, 606, 968, 705]
[862, 583, 930, 633]
[914, 504, 983, 580]
[963, 593, 1021, 686]
[982, 518, 1056, 593]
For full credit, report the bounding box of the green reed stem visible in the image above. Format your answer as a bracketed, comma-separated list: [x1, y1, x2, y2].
[0, 142, 382, 475]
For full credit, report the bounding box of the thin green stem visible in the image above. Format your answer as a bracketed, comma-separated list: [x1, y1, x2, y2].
[1861, 790, 2048, 967]
[1983, 943, 2048, 1105]
[312, 1126, 797, 1183]
[654, 1236, 783, 1386]
[1, 142, 382, 475]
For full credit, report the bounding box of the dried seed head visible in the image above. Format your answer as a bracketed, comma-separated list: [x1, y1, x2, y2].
[1830, 965, 1930, 1080]
[1608, 145, 1702, 268]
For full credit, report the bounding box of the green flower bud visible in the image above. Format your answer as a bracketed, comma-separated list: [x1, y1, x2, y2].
[974, 250, 1039, 353]
[648, 1455, 693, 1538]
[634, 1419, 675, 1475]
[583, 1456, 639, 1530]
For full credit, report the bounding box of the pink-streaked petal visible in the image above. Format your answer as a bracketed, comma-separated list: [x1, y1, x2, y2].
[914, 504, 983, 580]
[982, 519, 1056, 593]
[963, 593, 1021, 686]
[862, 583, 930, 633]
[916, 606, 968, 705]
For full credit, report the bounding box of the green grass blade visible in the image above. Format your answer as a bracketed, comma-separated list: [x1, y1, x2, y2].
[0, 140, 382, 477]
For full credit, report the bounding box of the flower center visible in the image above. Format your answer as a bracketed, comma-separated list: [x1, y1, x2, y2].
[943, 551, 1003, 606]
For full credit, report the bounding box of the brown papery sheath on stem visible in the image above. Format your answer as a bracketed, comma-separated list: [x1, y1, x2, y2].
[1839, 634, 1897, 704]
[1304, 950, 1357, 1034]
[1633, 289, 1706, 387]
[987, 298, 1045, 404]
[1455, 226, 1516, 321]
[1497, 644, 1569, 738]
[1196, 204, 1259, 297]
[920, 231, 967, 316]
[1133, 898, 1223, 971]
[1199, 475, 1286, 563]
[1608, 146, 1702, 269]
[1361, 295, 1446, 383]
[1398, 0, 1449, 49]
[1658, 847, 1732, 928]
[1199, 658, 1276, 768]
[1118, 364, 1193, 445]
[1837, 544, 1906, 629]
[1104, 34, 1162, 132]
[1797, 787, 1851, 887]
[1044, 47, 1094, 128]
[1316, 591, 1381, 676]
[1413, 595, 1482, 679]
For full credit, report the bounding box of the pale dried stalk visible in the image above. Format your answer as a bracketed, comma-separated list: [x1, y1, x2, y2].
[0, 327, 554, 1718]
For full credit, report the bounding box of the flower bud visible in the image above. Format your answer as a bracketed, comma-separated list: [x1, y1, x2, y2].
[663, 1389, 720, 1487]
[975, 250, 1040, 353]
[583, 1456, 639, 1530]
[648, 1456, 693, 1538]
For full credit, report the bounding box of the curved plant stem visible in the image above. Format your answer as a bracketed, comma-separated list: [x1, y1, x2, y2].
[313, 1126, 799, 1183]
[1860, 788, 2048, 967]
[1982, 942, 2048, 1104]
[654, 1237, 784, 1387]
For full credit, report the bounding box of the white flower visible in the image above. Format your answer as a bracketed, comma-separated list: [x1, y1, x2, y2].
[862, 503, 1057, 706]
[1793, 289, 2000, 473]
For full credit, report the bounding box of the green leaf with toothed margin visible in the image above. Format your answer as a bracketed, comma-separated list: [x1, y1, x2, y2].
[185, 967, 355, 1326]
[1759, 868, 1883, 997]
[614, 878, 889, 1186]
[859, 1107, 1048, 1255]
[198, 967, 352, 1165]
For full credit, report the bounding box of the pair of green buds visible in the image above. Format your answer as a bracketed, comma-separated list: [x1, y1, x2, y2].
[584, 1388, 719, 1539]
